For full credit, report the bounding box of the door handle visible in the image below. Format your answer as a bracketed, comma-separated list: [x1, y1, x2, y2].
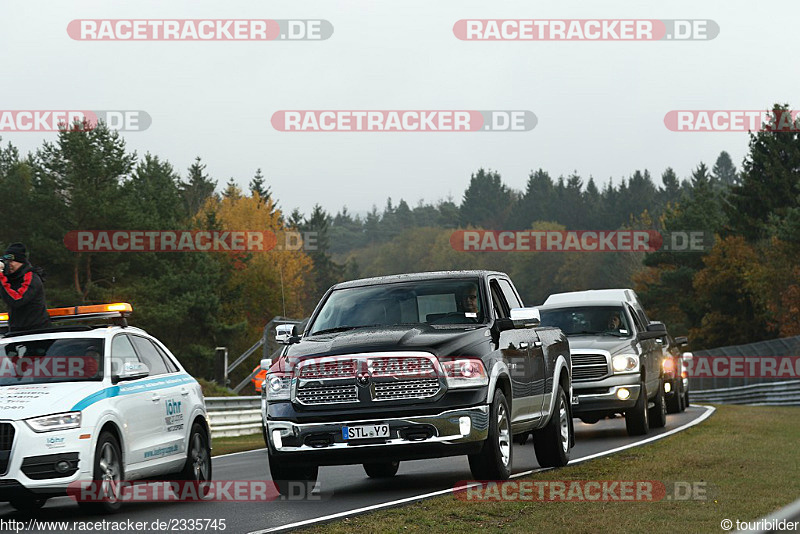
[180, 388, 190, 396]
[151, 394, 161, 402]
[519, 342, 529, 349]
[534, 341, 543, 347]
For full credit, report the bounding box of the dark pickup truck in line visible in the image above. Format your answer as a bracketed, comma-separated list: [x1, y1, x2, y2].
[261, 270, 573, 494]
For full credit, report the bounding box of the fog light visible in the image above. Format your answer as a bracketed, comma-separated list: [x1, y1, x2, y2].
[617, 388, 630, 400]
[55, 460, 71, 473]
[272, 430, 283, 449]
[664, 382, 672, 393]
[459, 416, 471, 437]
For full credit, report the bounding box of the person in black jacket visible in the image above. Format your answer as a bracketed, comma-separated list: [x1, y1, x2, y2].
[0, 243, 51, 332]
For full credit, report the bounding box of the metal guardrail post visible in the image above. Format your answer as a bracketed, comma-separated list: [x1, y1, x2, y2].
[214, 347, 228, 387]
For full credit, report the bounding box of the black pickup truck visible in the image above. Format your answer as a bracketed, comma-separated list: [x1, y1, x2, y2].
[261, 270, 573, 494]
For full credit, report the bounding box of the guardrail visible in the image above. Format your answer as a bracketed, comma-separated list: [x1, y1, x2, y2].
[206, 396, 262, 439]
[690, 380, 800, 406]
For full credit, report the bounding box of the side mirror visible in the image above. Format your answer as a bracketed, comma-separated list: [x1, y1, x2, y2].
[675, 336, 689, 347]
[510, 307, 541, 328]
[682, 351, 694, 361]
[646, 322, 667, 334]
[260, 357, 272, 371]
[275, 324, 297, 345]
[113, 361, 148, 383]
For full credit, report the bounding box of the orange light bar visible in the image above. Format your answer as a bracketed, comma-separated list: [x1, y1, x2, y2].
[0, 303, 132, 326]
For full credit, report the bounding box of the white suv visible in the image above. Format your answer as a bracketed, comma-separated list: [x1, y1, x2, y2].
[0, 303, 212, 513]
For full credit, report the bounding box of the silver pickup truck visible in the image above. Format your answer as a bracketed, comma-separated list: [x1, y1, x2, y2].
[537, 289, 668, 436]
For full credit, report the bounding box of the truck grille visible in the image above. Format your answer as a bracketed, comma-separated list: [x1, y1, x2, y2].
[0, 423, 15, 474]
[299, 359, 357, 379]
[369, 357, 436, 377]
[374, 378, 441, 401]
[294, 354, 443, 405]
[296, 384, 358, 405]
[572, 353, 609, 381]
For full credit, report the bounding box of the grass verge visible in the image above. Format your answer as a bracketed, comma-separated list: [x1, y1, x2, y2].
[297, 405, 800, 533]
[211, 433, 264, 457]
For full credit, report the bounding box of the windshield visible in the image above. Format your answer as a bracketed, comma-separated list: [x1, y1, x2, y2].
[0, 337, 104, 386]
[538, 305, 632, 337]
[309, 278, 485, 334]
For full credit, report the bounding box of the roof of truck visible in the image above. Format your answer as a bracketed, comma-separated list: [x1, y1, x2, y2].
[333, 270, 508, 289]
[543, 289, 640, 306]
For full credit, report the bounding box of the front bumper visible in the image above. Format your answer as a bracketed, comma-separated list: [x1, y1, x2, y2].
[0, 421, 92, 498]
[267, 405, 489, 465]
[572, 374, 642, 416]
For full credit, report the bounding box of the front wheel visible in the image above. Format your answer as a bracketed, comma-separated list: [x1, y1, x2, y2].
[78, 431, 124, 514]
[268, 454, 318, 497]
[468, 389, 512, 480]
[649, 378, 667, 429]
[625, 381, 650, 436]
[363, 461, 399, 478]
[533, 384, 572, 468]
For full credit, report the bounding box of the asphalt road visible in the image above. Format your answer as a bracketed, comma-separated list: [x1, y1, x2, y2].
[1, 406, 712, 534]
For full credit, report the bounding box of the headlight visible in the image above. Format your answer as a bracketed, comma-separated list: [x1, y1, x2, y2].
[611, 354, 639, 374]
[25, 412, 81, 433]
[266, 373, 291, 401]
[662, 358, 676, 374]
[441, 358, 488, 389]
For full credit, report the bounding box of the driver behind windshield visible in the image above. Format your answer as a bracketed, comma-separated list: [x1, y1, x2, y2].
[456, 283, 480, 316]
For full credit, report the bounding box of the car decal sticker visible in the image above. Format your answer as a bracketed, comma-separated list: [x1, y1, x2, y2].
[70, 374, 195, 411]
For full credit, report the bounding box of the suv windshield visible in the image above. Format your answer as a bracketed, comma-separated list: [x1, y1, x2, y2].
[0, 337, 104, 386]
[309, 278, 485, 334]
[538, 305, 632, 338]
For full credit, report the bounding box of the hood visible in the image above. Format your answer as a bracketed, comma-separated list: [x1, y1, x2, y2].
[566, 335, 640, 356]
[280, 325, 489, 367]
[0, 382, 100, 420]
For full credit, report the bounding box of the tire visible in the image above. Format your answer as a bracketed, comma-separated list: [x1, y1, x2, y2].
[468, 389, 512, 480]
[262, 422, 268, 447]
[533, 384, 572, 468]
[649, 378, 667, 429]
[180, 423, 212, 485]
[666, 380, 681, 414]
[78, 431, 124, 514]
[363, 461, 399, 478]
[268, 454, 318, 498]
[625, 381, 650, 436]
[8, 497, 47, 512]
[684, 389, 690, 408]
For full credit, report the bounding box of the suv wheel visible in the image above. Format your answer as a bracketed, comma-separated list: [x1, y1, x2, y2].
[625, 381, 650, 436]
[666, 380, 682, 414]
[78, 431, 124, 514]
[468, 389, 512, 480]
[649, 378, 668, 428]
[533, 384, 572, 468]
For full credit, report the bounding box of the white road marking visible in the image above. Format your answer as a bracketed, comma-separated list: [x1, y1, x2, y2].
[248, 405, 716, 534]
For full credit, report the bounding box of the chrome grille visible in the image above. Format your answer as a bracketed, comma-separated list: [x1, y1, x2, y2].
[374, 378, 441, 401]
[571, 353, 609, 381]
[298, 359, 357, 379]
[296, 384, 358, 405]
[369, 356, 436, 377]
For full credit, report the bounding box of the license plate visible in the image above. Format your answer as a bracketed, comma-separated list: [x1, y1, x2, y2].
[342, 424, 390, 440]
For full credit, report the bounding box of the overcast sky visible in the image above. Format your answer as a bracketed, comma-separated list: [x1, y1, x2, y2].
[2, 1, 797, 216]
